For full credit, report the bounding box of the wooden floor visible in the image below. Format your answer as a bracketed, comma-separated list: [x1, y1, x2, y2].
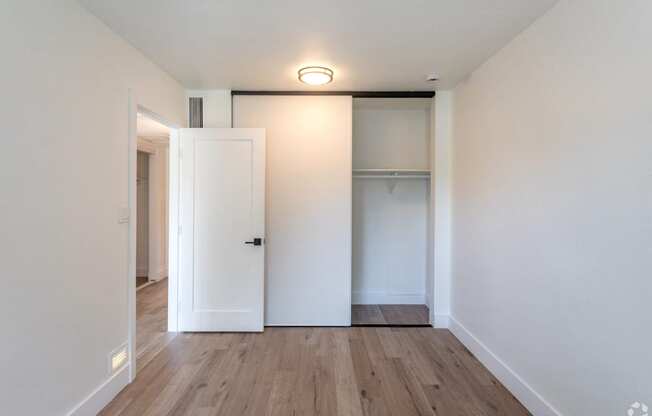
[136, 276, 149, 288]
[103, 284, 530, 415]
[135, 278, 177, 373]
[352, 305, 430, 326]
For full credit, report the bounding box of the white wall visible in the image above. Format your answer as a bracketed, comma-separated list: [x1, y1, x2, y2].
[0, 1, 185, 414]
[148, 142, 169, 280]
[451, 1, 652, 415]
[186, 89, 231, 127]
[353, 98, 431, 170]
[352, 180, 429, 304]
[234, 95, 352, 326]
[352, 99, 431, 304]
[432, 92, 452, 326]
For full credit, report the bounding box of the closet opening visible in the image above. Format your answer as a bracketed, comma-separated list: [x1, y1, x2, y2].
[351, 97, 433, 327]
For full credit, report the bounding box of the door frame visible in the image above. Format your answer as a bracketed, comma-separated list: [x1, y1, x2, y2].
[127, 90, 181, 382]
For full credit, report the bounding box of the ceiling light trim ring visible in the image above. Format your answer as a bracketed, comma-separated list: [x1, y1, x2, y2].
[298, 66, 334, 85]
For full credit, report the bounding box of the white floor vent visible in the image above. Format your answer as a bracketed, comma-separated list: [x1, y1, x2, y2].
[109, 343, 129, 374]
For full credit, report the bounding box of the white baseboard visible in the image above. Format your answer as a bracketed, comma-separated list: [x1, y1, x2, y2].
[432, 314, 450, 328]
[137, 276, 167, 292]
[352, 291, 426, 305]
[448, 316, 562, 416]
[136, 279, 156, 291]
[425, 294, 434, 323]
[66, 364, 130, 416]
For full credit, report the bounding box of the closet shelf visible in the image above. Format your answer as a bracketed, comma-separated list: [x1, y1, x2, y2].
[352, 169, 430, 179]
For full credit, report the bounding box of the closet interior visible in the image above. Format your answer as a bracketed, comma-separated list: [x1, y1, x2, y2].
[351, 97, 432, 326]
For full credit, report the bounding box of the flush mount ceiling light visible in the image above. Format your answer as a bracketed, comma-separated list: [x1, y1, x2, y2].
[298, 66, 333, 85]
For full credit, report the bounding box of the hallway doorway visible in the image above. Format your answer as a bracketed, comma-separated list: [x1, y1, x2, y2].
[134, 110, 174, 371]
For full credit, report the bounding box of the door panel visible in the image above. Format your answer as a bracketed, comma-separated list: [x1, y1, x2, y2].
[179, 128, 265, 332]
[233, 96, 352, 326]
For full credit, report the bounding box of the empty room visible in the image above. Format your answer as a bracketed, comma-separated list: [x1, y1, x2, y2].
[1, 1, 650, 415]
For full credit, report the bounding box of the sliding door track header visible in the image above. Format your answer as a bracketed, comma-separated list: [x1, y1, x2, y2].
[351, 323, 432, 328]
[231, 90, 436, 98]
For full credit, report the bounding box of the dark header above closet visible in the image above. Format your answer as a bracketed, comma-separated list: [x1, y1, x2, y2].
[231, 90, 436, 98]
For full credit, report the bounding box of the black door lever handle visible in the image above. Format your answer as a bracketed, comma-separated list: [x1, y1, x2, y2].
[244, 238, 263, 246]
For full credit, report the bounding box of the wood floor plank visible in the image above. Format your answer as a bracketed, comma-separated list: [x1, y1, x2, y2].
[162, 346, 227, 416]
[352, 305, 386, 325]
[267, 369, 297, 416]
[242, 329, 286, 416]
[416, 329, 528, 416]
[101, 289, 532, 416]
[407, 329, 488, 414]
[195, 334, 253, 414]
[390, 357, 437, 416]
[333, 330, 365, 416]
[360, 328, 386, 366]
[425, 331, 516, 415]
[214, 333, 264, 416]
[395, 328, 441, 386]
[349, 333, 392, 416]
[379, 305, 430, 325]
[422, 383, 466, 416]
[140, 334, 216, 416]
[352, 304, 430, 326]
[295, 328, 323, 415]
[374, 357, 430, 416]
[376, 327, 404, 358]
[135, 278, 177, 372]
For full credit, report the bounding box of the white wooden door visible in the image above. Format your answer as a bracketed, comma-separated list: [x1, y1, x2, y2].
[179, 128, 265, 332]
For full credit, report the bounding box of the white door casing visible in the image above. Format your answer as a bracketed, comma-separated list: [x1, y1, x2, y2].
[179, 128, 265, 332]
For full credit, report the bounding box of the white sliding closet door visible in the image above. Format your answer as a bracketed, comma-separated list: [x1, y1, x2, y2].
[233, 95, 352, 326]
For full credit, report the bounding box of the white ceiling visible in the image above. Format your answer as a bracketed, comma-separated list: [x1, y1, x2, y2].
[80, 0, 557, 91]
[137, 113, 170, 138]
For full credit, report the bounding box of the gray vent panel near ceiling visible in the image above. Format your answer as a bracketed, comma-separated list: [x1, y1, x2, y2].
[189, 97, 203, 128]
